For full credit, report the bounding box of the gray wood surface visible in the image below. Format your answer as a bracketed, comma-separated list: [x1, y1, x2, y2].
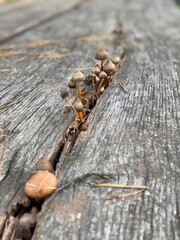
[0, 0, 82, 44]
[0, 0, 180, 239]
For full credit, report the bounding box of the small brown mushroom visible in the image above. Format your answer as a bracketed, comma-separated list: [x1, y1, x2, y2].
[24, 171, 58, 199]
[72, 70, 86, 117]
[111, 56, 120, 65]
[60, 89, 79, 119]
[95, 48, 108, 70]
[63, 106, 71, 114]
[35, 157, 54, 173]
[80, 123, 89, 131]
[103, 60, 116, 74]
[68, 79, 78, 100]
[91, 65, 101, 75]
[74, 100, 84, 122]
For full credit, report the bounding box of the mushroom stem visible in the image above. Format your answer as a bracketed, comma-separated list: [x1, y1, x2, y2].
[97, 78, 105, 96]
[77, 82, 86, 117]
[73, 89, 78, 100]
[78, 112, 84, 123]
[100, 60, 104, 71]
[65, 97, 79, 119]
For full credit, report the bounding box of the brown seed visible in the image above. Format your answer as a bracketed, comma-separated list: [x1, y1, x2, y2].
[95, 48, 108, 61]
[60, 90, 68, 99]
[35, 157, 54, 173]
[24, 171, 58, 199]
[74, 100, 84, 112]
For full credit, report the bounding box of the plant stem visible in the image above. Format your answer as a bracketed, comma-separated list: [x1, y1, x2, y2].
[65, 97, 79, 119]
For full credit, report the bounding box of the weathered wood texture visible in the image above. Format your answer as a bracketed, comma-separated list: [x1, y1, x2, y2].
[0, 0, 82, 43]
[0, 0, 180, 239]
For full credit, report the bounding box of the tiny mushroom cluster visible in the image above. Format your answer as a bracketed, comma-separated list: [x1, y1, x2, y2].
[60, 48, 121, 130]
[24, 157, 58, 199]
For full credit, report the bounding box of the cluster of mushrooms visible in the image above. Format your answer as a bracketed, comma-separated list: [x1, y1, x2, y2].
[60, 48, 121, 131]
[23, 49, 121, 201]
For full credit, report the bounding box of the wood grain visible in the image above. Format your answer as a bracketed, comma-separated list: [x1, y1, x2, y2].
[0, 0, 180, 239]
[33, 0, 180, 239]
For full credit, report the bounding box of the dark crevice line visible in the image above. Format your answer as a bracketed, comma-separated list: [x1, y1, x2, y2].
[0, 2, 83, 46]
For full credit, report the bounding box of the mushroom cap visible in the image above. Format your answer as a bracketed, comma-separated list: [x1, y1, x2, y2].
[60, 90, 68, 99]
[68, 79, 77, 89]
[84, 77, 92, 85]
[72, 70, 85, 82]
[100, 86, 105, 93]
[111, 56, 120, 65]
[19, 213, 36, 227]
[103, 60, 116, 73]
[74, 100, 84, 112]
[24, 171, 58, 199]
[91, 65, 101, 75]
[95, 48, 108, 61]
[95, 76, 100, 83]
[80, 123, 89, 131]
[63, 106, 71, 114]
[35, 157, 54, 173]
[99, 71, 107, 79]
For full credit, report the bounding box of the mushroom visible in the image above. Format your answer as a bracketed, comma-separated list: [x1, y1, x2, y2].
[95, 48, 108, 70]
[111, 56, 120, 65]
[72, 70, 86, 117]
[24, 171, 58, 199]
[91, 64, 101, 75]
[80, 123, 89, 131]
[98, 71, 108, 95]
[74, 100, 84, 123]
[103, 60, 116, 74]
[35, 157, 54, 173]
[68, 79, 78, 100]
[63, 106, 71, 114]
[60, 90, 79, 119]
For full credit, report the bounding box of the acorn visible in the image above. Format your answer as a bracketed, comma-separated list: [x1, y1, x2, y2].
[63, 106, 71, 114]
[95, 48, 108, 70]
[24, 171, 58, 199]
[35, 157, 54, 173]
[103, 60, 116, 74]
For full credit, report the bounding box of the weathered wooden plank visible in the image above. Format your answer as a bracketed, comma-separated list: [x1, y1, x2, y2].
[0, 0, 83, 44]
[0, 0, 119, 217]
[31, 0, 180, 239]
